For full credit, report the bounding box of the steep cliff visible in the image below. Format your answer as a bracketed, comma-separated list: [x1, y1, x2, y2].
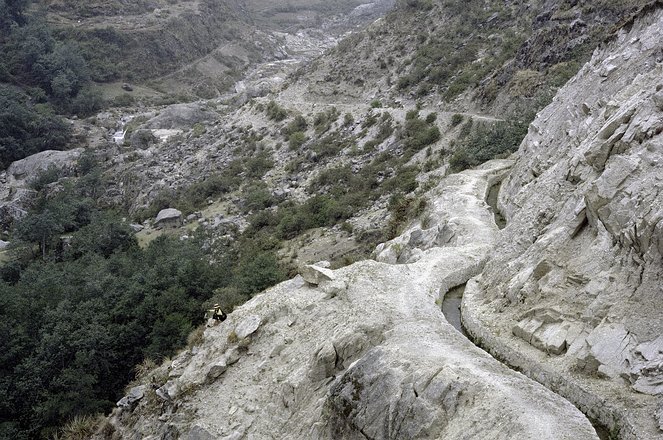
[463, 5, 663, 439]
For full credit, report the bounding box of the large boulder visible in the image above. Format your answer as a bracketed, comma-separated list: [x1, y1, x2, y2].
[6, 149, 83, 183]
[116, 385, 146, 409]
[155, 208, 182, 228]
[144, 103, 216, 130]
[300, 264, 335, 285]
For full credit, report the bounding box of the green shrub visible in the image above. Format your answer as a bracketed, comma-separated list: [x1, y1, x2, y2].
[266, 100, 287, 122]
[29, 165, 65, 191]
[311, 132, 351, 159]
[401, 113, 441, 154]
[343, 112, 354, 126]
[192, 122, 206, 137]
[244, 152, 274, 178]
[449, 120, 527, 172]
[112, 93, 135, 107]
[313, 107, 340, 134]
[282, 115, 307, 138]
[288, 131, 307, 150]
[241, 182, 274, 213]
[450, 113, 464, 127]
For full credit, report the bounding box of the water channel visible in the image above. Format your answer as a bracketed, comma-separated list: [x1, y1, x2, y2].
[440, 285, 611, 440]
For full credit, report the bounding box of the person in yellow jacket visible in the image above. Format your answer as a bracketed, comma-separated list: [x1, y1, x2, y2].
[207, 304, 227, 322]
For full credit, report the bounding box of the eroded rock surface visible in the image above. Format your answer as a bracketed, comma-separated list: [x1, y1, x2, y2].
[105, 160, 598, 440]
[463, 7, 663, 439]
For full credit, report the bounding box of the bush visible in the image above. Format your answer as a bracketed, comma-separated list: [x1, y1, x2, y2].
[288, 131, 307, 150]
[401, 113, 441, 154]
[130, 129, 157, 149]
[192, 122, 206, 137]
[449, 120, 528, 172]
[313, 107, 339, 134]
[112, 93, 135, 107]
[450, 113, 464, 127]
[282, 115, 307, 137]
[266, 100, 287, 122]
[241, 182, 274, 213]
[311, 133, 350, 159]
[0, 85, 71, 169]
[29, 165, 65, 191]
[343, 112, 354, 126]
[244, 152, 274, 178]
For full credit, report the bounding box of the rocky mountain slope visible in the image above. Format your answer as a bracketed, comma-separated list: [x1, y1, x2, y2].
[3, 0, 663, 439]
[101, 159, 602, 440]
[98, 3, 663, 440]
[41, 0, 393, 99]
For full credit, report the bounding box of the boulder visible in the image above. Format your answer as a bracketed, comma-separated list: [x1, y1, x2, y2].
[0, 240, 9, 250]
[155, 208, 183, 228]
[235, 315, 261, 339]
[186, 425, 214, 440]
[585, 323, 637, 379]
[309, 341, 337, 381]
[144, 103, 216, 130]
[206, 360, 228, 383]
[300, 264, 335, 285]
[7, 149, 83, 182]
[117, 385, 146, 409]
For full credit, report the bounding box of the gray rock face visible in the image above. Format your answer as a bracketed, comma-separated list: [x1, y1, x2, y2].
[129, 223, 144, 232]
[103, 160, 598, 440]
[0, 149, 83, 228]
[463, 8, 663, 439]
[6, 149, 83, 181]
[300, 264, 335, 285]
[0, 240, 9, 250]
[186, 425, 215, 440]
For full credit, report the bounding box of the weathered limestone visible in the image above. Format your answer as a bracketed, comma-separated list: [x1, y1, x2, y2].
[117, 385, 146, 409]
[234, 315, 261, 340]
[463, 7, 663, 439]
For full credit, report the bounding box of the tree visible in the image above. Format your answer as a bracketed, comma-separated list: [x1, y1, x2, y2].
[14, 209, 64, 259]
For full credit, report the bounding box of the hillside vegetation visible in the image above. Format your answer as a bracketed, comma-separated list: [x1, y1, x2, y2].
[0, 0, 102, 168]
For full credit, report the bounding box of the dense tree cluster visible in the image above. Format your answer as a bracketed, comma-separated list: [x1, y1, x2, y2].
[0, 0, 103, 169]
[0, 161, 285, 439]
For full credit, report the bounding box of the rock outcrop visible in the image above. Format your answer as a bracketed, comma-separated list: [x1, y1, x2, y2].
[105, 160, 599, 440]
[463, 6, 663, 439]
[0, 149, 84, 228]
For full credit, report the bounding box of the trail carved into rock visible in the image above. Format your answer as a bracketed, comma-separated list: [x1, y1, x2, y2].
[109, 159, 599, 439]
